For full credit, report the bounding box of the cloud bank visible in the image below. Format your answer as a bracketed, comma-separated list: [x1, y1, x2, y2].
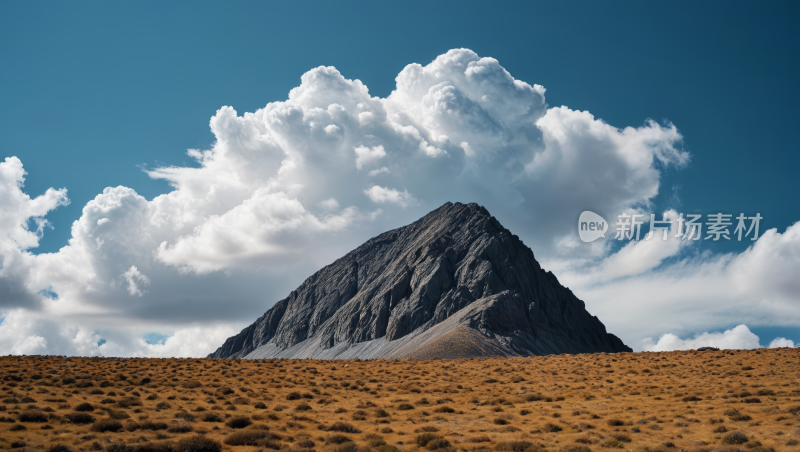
[641, 325, 795, 351]
[0, 49, 797, 356]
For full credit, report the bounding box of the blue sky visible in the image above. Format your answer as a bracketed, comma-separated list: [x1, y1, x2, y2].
[1, 1, 798, 355]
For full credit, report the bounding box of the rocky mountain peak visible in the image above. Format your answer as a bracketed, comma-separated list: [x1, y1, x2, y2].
[209, 202, 631, 359]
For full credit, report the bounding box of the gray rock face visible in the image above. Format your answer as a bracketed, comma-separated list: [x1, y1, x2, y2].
[209, 202, 631, 359]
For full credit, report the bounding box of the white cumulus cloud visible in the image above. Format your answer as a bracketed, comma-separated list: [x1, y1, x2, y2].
[122, 266, 150, 297]
[0, 48, 796, 357]
[364, 185, 417, 208]
[641, 325, 761, 351]
[768, 337, 795, 348]
[354, 145, 387, 170]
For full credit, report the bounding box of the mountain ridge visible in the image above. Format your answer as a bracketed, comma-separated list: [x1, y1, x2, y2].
[209, 202, 631, 359]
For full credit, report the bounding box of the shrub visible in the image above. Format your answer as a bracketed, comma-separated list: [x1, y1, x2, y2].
[714, 426, 728, 433]
[415, 433, 440, 447]
[520, 409, 531, 416]
[335, 443, 359, 452]
[183, 381, 202, 389]
[295, 402, 312, 411]
[607, 418, 624, 426]
[397, 403, 415, 410]
[118, 397, 142, 408]
[10, 441, 26, 448]
[416, 426, 439, 433]
[731, 413, 753, 421]
[327, 434, 353, 444]
[493, 418, 509, 425]
[466, 435, 491, 443]
[167, 421, 193, 433]
[140, 421, 168, 431]
[611, 434, 631, 443]
[225, 416, 252, 429]
[175, 411, 195, 422]
[375, 446, 400, 452]
[105, 442, 170, 452]
[328, 421, 360, 433]
[427, 438, 451, 450]
[10, 424, 27, 431]
[65, 412, 95, 424]
[254, 402, 267, 409]
[224, 430, 267, 446]
[202, 413, 223, 422]
[286, 391, 302, 400]
[744, 398, 762, 404]
[45, 446, 75, 452]
[260, 440, 282, 451]
[364, 434, 385, 447]
[75, 402, 95, 412]
[296, 438, 316, 448]
[495, 441, 532, 452]
[434, 406, 455, 413]
[375, 408, 389, 417]
[544, 423, 563, 433]
[91, 419, 123, 433]
[561, 447, 591, 452]
[19, 409, 48, 422]
[522, 393, 542, 402]
[175, 435, 223, 452]
[722, 431, 749, 445]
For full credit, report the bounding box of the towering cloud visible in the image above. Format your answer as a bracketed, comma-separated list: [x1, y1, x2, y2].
[0, 49, 796, 356]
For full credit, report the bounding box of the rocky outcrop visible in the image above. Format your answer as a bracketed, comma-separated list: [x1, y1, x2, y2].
[209, 202, 631, 359]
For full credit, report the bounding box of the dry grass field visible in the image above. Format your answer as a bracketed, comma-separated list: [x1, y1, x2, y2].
[1, 348, 799, 452]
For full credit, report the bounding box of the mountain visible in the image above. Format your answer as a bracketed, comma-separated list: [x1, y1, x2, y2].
[209, 202, 631, 359]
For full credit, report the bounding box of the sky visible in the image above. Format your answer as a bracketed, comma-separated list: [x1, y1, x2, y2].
[1, 1, 798, 356]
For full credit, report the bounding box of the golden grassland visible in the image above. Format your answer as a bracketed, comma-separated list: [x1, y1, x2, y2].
[0, 348, 799, 452]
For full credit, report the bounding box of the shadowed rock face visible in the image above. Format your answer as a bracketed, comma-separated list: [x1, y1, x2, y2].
[209, 202, 631, 359]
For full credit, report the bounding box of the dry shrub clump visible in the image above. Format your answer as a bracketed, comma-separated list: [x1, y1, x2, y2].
[90, 418, 123, 432]
[225, 416, 252, 429]
[19, 410, 48, 422]
[224, 430, 267, 446]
